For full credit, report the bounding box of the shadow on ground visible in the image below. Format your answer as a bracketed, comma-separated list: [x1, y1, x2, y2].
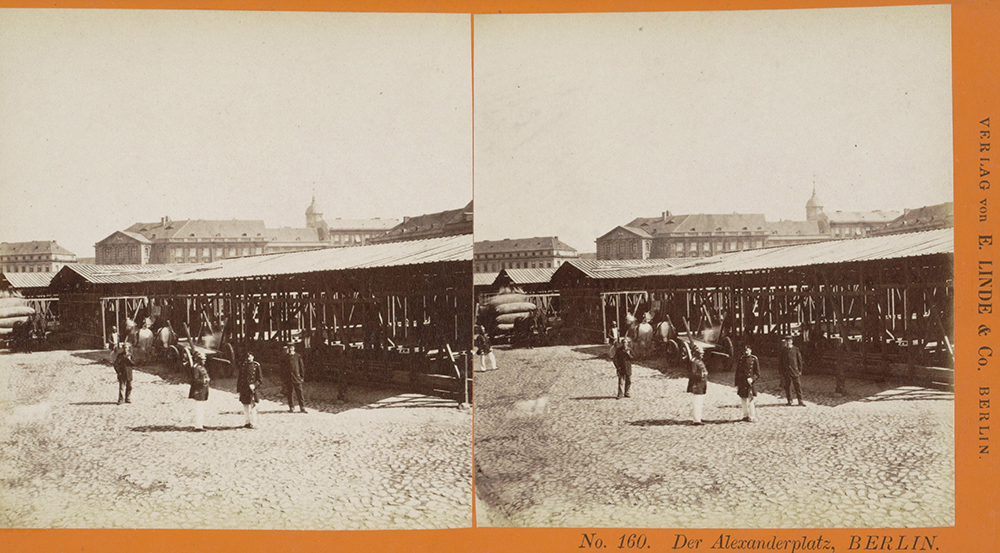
[629, 418, 743, 427]
[70, 350, 111, 364]
[130, 424, 245, 433]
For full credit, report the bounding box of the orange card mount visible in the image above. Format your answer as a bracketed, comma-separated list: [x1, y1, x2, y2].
[0, 1, 996, 553]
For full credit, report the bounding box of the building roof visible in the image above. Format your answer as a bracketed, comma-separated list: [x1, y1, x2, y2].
[1, 272, 56, 290]
[495, 267, 557, 286]
[265, 227, 323, 243]
[556, 229, 951, 284]
[558, 258, 692, 280]
[474, 236, 578, 254]
[375, 201, 473, 241]
[96, 230, 153, 246]
[764, 220, 825, 236]
[624, 213, 769, 236]
[595, 226, 652, 241]
[0, 240, 76, 257]
[126, 219, 269, 240]
[171, 234, 472, 282]
[323, 218, 400, 231]
[52, 264, 191, 286]
[879, 202, 954, 233]
[666, 228, 952, 276]
[474, 272, 499, 287]
[824, 209, 900, 224]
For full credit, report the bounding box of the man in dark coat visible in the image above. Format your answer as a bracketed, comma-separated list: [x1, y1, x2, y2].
[237, 352, 263, 428]
[113, 342, 134, 404]
[613, 336, 633, 399]
[286, 343, 307, 413]
[778, 336, 806, 406]
[734, 345, 760, 421]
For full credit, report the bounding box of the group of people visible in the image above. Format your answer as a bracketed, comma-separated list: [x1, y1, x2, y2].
[108, 333, 309, 431]
[607, 321, 808, 424]
[685, 336, 806, 424]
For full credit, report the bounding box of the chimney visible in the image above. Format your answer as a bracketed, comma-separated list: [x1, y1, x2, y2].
[403, 216, 410, 223]
[663, 210, 672, 222]
[903, 208, 911, 215]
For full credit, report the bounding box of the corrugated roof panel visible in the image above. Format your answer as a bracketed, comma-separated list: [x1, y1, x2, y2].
[171, 234, 472, 282]
[562, 229, 952, 281]
[63, 264, 192, 284]
[474, 272, 499, 286]
[668, 228, 953, 276]
[499, 268, 557, 285]
[564, 258, 691, 280]
[2, 272, 56, 289]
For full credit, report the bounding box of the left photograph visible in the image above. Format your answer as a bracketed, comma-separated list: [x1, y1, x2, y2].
[0, 9, 473, 529]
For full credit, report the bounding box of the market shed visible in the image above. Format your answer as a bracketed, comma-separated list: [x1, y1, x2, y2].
[551, 229, 954, 386]
[48, 236, 474, 399]
[47, 264, 191, 347]
[0, 272, 61, 331]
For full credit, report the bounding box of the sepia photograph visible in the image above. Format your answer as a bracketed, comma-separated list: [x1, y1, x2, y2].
[0, 8, 474, 530]
[472, 6, 954, 528]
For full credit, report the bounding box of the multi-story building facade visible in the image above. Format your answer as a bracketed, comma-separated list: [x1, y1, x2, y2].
[0, 241, 77, 273]
[96, 198, 400, 265]
[597, 213, 825, 260]
[597, 188, 901, 261]
[474, 236, 579, 273]
[369, 201, 473, 244]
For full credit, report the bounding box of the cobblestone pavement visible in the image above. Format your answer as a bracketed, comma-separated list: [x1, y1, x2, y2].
[473, 345, 954, 529]
[0, 349, 472, 529]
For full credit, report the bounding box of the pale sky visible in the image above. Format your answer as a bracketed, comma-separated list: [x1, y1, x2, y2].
[0, 9, 472, 258]
[473, 6, 953, 253]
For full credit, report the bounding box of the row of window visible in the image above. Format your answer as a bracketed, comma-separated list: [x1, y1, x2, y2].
[331, 234, 367, 244]
[171, 246, 264, 259]
[0, 254, 53, 262]
[833, 226, 867, 237]
[2, 264, 57, 273]
[476, 250, 556, 260]
[475, 259, 564, 273]
[598, 238, 767, 257]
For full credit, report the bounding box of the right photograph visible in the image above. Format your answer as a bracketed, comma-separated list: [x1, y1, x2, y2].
[472, 6, 954, 529]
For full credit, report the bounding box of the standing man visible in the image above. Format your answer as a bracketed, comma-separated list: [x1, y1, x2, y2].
[686, 345, 709, 424]
[734, 344, 760, 421]
[778, 336, 806, 406]
[475, 325, 497, 371]
[286, 343, 308, 413]
[237, 351, 263, 428]
[613, 336, 633, 399]
[114, 342, 134, 404]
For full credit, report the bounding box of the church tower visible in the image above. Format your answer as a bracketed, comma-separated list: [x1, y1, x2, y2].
[806, 184, 824, 222]
[306, 193, 323, 227]
[305, 193, 328, 241]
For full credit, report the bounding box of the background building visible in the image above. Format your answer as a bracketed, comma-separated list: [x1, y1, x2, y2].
[304, 195, 400, 246]
[474, 236, 579, 273]
[96, 199, 399, 265]
[370, 201, 473, 244]
[872, 202, 954, 236]
[0, 240, 77, 273]
[596, 188, 902, 260]
[804, 187, 901, 238]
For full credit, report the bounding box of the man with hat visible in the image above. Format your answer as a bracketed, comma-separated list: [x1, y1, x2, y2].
[285, 342, 308, 413]
[778, 336, 806, 406]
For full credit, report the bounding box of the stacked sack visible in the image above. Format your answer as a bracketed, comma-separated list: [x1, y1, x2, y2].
[489, 292, 536, 334]
[0, 294, 35, 338]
